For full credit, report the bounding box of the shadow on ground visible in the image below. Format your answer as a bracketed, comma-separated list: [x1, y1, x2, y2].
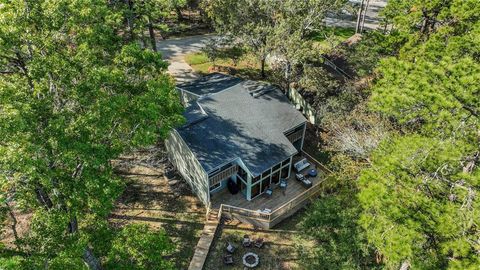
[110, 146, 205, 270]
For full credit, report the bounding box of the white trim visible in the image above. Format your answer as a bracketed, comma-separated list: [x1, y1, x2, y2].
[176, 86, 202, 97]
[283, 121, 307, 136]
[300, 123, 306, 150]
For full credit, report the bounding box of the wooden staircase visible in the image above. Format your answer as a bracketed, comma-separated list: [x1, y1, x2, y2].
[188, 209, 220, 270]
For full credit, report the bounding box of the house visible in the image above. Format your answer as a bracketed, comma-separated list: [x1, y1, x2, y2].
[165, 73, 308, 209]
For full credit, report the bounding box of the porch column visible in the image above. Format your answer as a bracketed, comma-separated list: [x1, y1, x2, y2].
[287, 156, 293, 178]
[246, 173, 252, 201]
[300, 123, 307, 150]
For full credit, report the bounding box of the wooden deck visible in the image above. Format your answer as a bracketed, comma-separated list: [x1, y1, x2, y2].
[210, 160, 322, 213]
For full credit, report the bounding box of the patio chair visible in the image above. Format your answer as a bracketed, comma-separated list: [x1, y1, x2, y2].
[264, 187, 273, 197]
[223, 254, 234, 265]
[254, 238, 264, 248]
[226, 242, 235, 254]
[242, 235, 252, 247]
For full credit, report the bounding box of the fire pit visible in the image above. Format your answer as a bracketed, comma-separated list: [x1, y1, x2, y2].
[242, 252, 259, 268]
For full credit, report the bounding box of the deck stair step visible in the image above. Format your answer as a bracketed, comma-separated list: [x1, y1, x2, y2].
[188, 211, 220, 270]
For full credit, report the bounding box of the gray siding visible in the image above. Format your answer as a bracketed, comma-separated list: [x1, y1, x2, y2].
[165, 130, 210, 206]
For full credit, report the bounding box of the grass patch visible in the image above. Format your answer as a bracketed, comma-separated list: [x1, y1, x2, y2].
[184, 51, 270, 81]
[185, 52, 210, 65]
[310, 27, 356, 42]
[310, 26, 356, 52]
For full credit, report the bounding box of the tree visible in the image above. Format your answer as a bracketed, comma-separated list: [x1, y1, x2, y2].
[204, 0, 276, 78]
[104, 224, 174, 270]
[0, 0, 183, 268]
[270, 0, 346, 86]
[114, 0, 174, 51]
[358, 0, 480, 268]
[358, 136, 480, 269]
[204, 0, 346, 79]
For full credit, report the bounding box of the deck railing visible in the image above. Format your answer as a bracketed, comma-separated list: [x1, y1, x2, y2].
[216, 153, 331, 227]
[217, 177, 324, 224]
[300, 150, 333, 174]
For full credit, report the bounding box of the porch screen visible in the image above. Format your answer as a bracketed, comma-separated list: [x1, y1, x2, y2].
[209, 164, 238, 186]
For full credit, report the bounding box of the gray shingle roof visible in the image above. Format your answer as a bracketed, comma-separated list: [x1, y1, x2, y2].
[177, 73, 242, 96]
[177, 75, 306, 176]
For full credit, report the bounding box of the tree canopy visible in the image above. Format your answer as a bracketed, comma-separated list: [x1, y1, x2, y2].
[0, 0, 182, 268]
[358, 0, 480, 268]
[301, 1, 479, 269]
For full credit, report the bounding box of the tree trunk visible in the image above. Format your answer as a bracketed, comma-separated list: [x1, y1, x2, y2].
[260, 57, 266, 78]
[140, 31, 147, 49]
[175, 6, 184, 21]
[355, 0, 366, 34]
[125, 0, 135, 41]
[5, 202, 20, 245]
[284, 60, 291, 92]
[84, 247, 102, 270]
[399, 260, 410, 270]
[360, 0, 370, 33]
[147, 16, 157, 52]
[35, 185, 53, 209]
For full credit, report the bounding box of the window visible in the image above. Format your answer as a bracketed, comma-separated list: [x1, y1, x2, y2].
[272, 163, 280, 172]
[261, 177, 271, 192]
[281, 158, 290, 167]
[252, 175, 260, 184]
[261, 169, 270, 179]
[281, 166, 289, 179]
[208, 168, 220, 177]
[251, 183, 260, 199]
[209, 182, 221, 192]
[238, 166, 248, 180]
[271, 170, 280, 184]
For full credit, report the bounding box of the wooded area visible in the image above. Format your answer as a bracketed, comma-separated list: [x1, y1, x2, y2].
[1, 0, 479, 269]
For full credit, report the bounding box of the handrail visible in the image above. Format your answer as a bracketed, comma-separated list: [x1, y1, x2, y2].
[269, 179, 323, 221]
[300, 150, 334, 174]
[216, 159, 332, 226]
[217, 178, 325, 223]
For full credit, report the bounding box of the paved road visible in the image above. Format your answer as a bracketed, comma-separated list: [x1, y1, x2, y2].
[326, 0, 387, 30]
[157, 34, 215, 82]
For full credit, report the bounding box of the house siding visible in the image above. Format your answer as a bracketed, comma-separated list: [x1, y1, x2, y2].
[165, 130, 210, 207]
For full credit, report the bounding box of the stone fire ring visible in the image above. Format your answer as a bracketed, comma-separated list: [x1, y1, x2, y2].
[242, 252, 260, 268]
